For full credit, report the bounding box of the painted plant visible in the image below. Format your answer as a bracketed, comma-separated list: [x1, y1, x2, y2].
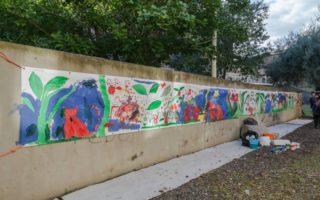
[19, 70, 109, 145]
[20, 72, 73, 144]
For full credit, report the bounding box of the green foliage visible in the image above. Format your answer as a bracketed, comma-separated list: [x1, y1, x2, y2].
[267, 17, 320, 89]
[216, 0, 269, 78]
[0, 0, 268, 78]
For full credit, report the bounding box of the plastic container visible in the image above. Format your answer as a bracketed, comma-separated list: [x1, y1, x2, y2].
[249, 138, 259, 149]
[262, 133, 279, 140]
[259, 136, 271, 146]
[272, 139, 291, 146]
[290, 142, 300, 151]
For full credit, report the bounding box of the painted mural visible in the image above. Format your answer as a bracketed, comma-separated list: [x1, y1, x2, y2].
[19, 67, 296, 146]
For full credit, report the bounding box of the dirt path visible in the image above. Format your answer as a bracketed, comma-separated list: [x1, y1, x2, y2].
[152, 122, 320, 200]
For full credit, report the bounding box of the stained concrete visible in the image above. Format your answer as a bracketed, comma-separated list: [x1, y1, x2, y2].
[62, 119, 311, 200]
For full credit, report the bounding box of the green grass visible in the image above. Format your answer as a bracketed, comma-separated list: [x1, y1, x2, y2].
[302, 104, 313, 117]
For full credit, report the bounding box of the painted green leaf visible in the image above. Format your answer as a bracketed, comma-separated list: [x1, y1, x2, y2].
[133, 84, 147, 95]
[149, 83, 159, 93]
[26, 124, 37, 137]
[161, 86, 172, 96]
[22, 97, 35, 112]
[44, 76, 68, 94]
[29, 72, 43, 99]
[147, 100, 161, 110]
[55, 126, 64, 138]
[174, 88, 179, 91]
[179, 86, 185, 91]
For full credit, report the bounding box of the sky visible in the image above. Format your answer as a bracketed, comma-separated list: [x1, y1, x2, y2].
[265, 0, 320, 42]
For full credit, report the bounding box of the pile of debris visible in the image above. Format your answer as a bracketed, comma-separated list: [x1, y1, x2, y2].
[240, 118, 300, 153]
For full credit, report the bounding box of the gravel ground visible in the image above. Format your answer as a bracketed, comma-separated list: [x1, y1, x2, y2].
[152, 122, 320, 200]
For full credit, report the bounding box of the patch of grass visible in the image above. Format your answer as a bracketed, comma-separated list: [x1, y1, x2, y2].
[302, 104, 312, 117]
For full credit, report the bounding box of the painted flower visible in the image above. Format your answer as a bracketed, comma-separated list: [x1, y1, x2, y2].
[108, 85, 116, 95]
[171, 103, 177, 110]
[234, 94, 239, 102]
[187, 89, 192, 95]
[64, 108, 92, 139]
[214, 90, 219, 97]
[193, 106, 200, 120]
[230, 93, 239, 102]
[206, 101, 224, 121]
[160, 82, 166, 88]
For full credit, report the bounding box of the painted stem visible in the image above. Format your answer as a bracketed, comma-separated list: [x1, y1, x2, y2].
[97, 75, 110, 137]
[47, 86, 76, 124]
[38, 88, 75, 144]
[37, 96, 50, 144]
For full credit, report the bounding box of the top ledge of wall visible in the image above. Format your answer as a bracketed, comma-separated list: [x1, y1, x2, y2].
[0, 41, 294, 92]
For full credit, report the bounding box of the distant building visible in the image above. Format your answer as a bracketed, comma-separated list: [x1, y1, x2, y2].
[225, 55, 277, 86]
[225, 70, 271, 85]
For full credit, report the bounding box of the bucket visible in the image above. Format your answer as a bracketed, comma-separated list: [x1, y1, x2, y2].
[249, 138, 259, 149]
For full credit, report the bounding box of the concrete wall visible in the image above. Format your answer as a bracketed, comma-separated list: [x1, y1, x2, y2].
[0, 41, 302, 200]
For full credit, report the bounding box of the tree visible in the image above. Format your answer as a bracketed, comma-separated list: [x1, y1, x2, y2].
[0, 0, 268, 79]
[0, 0, 222, 65]
[216, 0, 269, 78]
[267, 16, 320, 89]
[168, 0, 270, 78]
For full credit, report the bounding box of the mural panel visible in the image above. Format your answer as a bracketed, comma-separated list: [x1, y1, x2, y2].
[19, 67, 295, 146]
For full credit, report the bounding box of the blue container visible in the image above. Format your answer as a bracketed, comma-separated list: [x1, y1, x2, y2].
[249, 138, 259, 149]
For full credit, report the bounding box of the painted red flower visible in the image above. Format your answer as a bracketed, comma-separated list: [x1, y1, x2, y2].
[184, 105, 191, 122]
[193, 106, 200, 120]
[207, 102, 224, 121]
[171, 103, 177, 110]
[108, 85, 116, 95]
[161, 82, 166, 88]
[187, 89, 192, 95]
[64, 108, 92, 139]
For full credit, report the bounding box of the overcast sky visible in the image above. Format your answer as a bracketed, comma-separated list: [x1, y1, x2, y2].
[265, 0, 320, 42]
